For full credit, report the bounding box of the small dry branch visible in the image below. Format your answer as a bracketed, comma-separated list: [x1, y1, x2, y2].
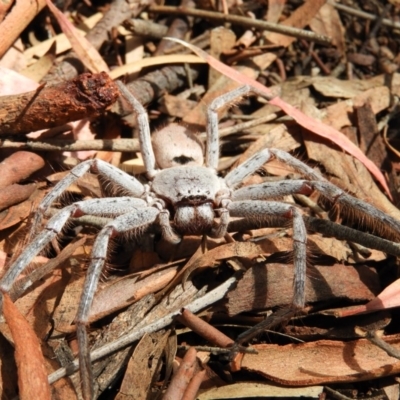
[0, 72, 119, 135]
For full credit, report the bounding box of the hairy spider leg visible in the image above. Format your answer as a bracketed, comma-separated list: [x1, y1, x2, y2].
[206, 85, 252, 169]
[0, 197, 148, 293]
[116, 81, 157, 178]
[228, 200, 307, 307]
[75, 207, 159, 399]
[31, 159, 146, 236]
[234, 179, 400, 235]
[206, 84, 277, 170]
[227, 148, 400, 307]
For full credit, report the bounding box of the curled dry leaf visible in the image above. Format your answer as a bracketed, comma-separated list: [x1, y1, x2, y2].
[53, 265, 178, 333]
[89, 266, 178, 323]
[162, 347, 198, 400]
[0, 187, 44, 231]
[1, 293, 51, 400]
[0, 183, 37, 211]
[241, 335, 400, 386]
[0, 151, 44, 189]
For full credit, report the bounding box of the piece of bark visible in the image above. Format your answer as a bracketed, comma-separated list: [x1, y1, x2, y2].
[226, 263, 379, 316]
[356, 102, 387, 169]
[0, 72, 119, 135]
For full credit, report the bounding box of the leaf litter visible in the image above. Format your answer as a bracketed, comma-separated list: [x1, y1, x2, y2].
[2, 1, 400, 399]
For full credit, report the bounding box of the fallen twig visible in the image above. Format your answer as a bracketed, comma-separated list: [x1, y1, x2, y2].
[0, 73, 119, 135]
[149, 5, 331, 45]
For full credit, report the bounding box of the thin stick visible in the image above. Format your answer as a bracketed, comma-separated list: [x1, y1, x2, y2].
[0, 114, 278, 151]
[328, 0, 400, 30]
[149, 5, 331, 45]
[355, 327, 400, 360]
[0, 138, 140, 152]
[0, 0, 47, 57]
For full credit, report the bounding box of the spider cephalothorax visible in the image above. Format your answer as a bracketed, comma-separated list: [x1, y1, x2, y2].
[152, 166, 226, 235]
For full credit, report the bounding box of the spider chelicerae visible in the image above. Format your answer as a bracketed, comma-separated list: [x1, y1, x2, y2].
[1, 82, 400, 399]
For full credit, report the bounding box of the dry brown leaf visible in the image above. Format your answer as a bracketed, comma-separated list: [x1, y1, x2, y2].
[109, 54, 205, 79]
[23, 12, 103, 62]
[253, 0, 326, 69]
[266, 0, 286, 23]
[0, 183, 37, 212]
[0, 269, 66, 343]
[311, 76, 383, 98]
[322, 86, 391, 131]
[2, 293, 51, 400]
[160, 94, 198, 118]
[45, 0, 109, 74]
[52, 273, 85, 334]
[309, 3, 346, 55]
[241, 335, 400, 385]
[20, 41, 57, 81]
[209, 27, 236, 86]
[89, 266, 178, 323]
[302, 129, 400, 221]
[116, 331, 170, 400]
[180, 240, 288, 287]
[0, 191, 40, 230]
[198, 382, 324, 399]
[238, 123, 302, 164]
[0, 151, 45, 189]
[266, 0, 326, 47]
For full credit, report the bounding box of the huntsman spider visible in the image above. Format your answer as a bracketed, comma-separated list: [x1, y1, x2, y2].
[1, 82, 400, 399]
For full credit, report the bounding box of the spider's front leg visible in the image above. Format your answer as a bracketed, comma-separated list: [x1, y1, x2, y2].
[0, 197, 148, 295]
[31, 159, 146, 237]
[75, 207, 159, 399]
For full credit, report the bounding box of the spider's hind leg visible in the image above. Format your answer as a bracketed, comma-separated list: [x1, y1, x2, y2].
[228, 200, 307, 308]
[311, 180, 400, 240]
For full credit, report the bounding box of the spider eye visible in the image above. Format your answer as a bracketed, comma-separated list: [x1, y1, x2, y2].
[173, 155, 196, 165]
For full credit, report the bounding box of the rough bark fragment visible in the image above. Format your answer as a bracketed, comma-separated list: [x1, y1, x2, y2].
[0, 72, 119, 135]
